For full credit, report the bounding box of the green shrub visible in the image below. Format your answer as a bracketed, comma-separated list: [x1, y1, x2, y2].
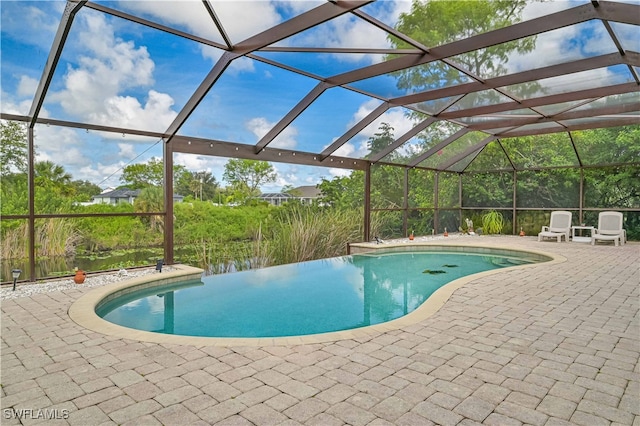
[482, 210, 505, 234]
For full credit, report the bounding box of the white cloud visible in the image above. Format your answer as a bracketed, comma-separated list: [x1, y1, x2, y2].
[284, 14, 384, 64]
[174, 152, 227, 173]
[273, 164, 299, 188]
[208, 1, 283, 43]
[611, 22, 640, 51]
[117, 143, 137, 160]
[121, 1, 221, 41]
[49, 12, 177, 135]
[522, 1, 583, 21]
[17, 76, 38, 98]
[348, 99, 384, 127]
[33, 126, 85, 168]
[77, 161, 127, 188]
[329, 168, 352, 178]
[228, 56, 258, 74]
[246, 117, 298, 150]
[279, 1, 325, 15]
[95, 90, 177, 131]
[333, 140, 369, 158]
[506, 20, 614, 74]
[0, 90, 33, 116]
[276, 1, 411, 64]
[332, 140, 356, 157]
[375, 109, 420, 138]
[121, 1, 282, 65]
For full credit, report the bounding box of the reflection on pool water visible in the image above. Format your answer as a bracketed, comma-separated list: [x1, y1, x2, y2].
[97, 249, 545, 338]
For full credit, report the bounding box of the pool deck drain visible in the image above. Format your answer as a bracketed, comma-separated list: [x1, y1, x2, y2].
[1, 236, 638, 425]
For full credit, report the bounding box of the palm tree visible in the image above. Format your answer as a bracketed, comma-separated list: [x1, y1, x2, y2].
[134, 186, 164, 232]
[186, 171, 218, 201]
[34, 161, 73, 196]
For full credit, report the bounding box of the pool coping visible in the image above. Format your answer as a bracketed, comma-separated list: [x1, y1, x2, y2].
[68, 242, 565, 347]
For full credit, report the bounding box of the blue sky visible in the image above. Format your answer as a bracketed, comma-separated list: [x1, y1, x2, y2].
[1, 0, 637, 193]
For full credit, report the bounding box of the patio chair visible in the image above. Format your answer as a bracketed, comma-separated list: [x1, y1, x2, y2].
[538, 211, 572, 242]
[592, 211, 626, 246]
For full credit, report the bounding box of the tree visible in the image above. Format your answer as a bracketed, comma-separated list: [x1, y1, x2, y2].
[34, 161, 73, 197]
[70, 180, 102, 202]
[120, 157, 190, 191]
[318, 172, 365, 210]
[319, 123, 404, 210]
[120, 158, 164, 189]
[389, 0, 538, 135]
[222, 159, 276, 203]
[366, 122, 397, 160]
[577, 126, 640, 209]
[134, 186, 164, 232]
[0, 120, 28, 175]
[392, 0, 534, 83]
[182, 171, 218, 201]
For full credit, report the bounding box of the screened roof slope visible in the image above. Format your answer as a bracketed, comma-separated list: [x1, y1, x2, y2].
[1, 0, 638, 175]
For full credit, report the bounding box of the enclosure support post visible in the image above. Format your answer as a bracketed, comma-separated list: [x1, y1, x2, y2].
[27, 127, 36, 282]
[434, 172, 439, 233]
[403, 168, 409, 236]
[364, 162, 371, 242]
[513, 170, 518, 235]
[458, 173, 463, 231]
[163, 139, 174, 265]
[579, 168, 584, 224]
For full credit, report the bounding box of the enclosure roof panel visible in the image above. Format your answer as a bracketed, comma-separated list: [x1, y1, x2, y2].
[1, 0, 638, 176]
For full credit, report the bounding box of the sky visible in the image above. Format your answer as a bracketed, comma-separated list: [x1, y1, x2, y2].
[1, 0, 638, 194]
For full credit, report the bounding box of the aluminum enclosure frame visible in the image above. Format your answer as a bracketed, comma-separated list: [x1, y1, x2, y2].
[2, 0, 639, 281]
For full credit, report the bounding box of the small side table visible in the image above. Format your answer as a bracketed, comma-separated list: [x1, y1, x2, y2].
[571, 225, 594, 243]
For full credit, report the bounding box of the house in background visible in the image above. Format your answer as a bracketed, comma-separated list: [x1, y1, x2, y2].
[289, 186, 322, 204]
[258, 185, 322, 206]
[91, 188, 140, 205]
[258, 192, 294, 206]
[90, 188, 184, 205]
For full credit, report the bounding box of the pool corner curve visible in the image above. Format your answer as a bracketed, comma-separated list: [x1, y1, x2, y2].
[68, 264, 204, 341]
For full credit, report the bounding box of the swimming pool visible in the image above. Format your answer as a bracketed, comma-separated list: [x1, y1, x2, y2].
[95, 247, 549, 339]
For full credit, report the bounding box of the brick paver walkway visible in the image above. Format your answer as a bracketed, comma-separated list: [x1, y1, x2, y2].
[2, 237, 638, 425]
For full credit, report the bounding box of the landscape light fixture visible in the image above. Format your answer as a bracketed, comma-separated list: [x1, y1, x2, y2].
[12, 269, 21, 291]
[156, 259, 163, 273]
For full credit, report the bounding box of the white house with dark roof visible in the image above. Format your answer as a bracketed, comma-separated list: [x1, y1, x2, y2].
[91, 188, 184, 205]
[92, 188, 140, 205]
[258, 185, 322, 206]
[289, 185, 322, 204]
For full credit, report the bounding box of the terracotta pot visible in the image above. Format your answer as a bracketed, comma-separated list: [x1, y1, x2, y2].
[74, 270, 86, 284]
[409, 233, 414, 240]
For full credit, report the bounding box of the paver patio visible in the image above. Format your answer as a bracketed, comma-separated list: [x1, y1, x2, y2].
[1, 236, 638, 425]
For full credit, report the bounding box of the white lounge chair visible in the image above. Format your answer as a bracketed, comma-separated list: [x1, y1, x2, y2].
[538, 211, 572, 242]
[592, 211, 626, 246]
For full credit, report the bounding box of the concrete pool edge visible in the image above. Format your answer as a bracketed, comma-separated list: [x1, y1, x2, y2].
[68, 243, 565, 347]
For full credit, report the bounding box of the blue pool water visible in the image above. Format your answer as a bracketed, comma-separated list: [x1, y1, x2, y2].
[97, 249, 543, 338]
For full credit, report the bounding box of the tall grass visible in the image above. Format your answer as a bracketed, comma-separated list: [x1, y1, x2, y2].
[183, 226, 270, 275]
[1, 218, 81, 259]
[1, 222, 28, 259]
[266, 205, 368, 265]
